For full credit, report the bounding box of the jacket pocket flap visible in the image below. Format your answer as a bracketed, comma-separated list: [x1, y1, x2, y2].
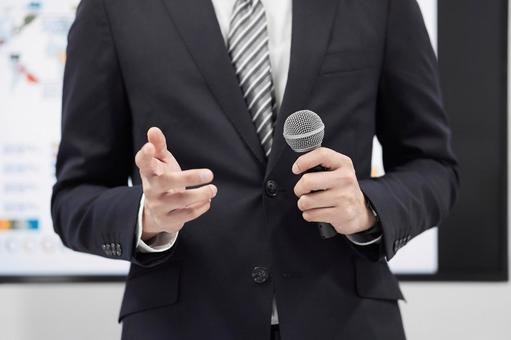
[355, 258, 404, 301]
[119, 264, 180, 321]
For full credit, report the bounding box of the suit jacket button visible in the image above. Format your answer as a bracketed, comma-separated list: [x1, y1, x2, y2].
[115, 244, 122, 256]
[104, 243, 111, 256]
[265, 180, 278, 197]
[252, 266, 270, 284]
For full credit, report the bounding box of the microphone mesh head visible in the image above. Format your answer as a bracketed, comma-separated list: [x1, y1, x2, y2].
[283, 110, 325, 153]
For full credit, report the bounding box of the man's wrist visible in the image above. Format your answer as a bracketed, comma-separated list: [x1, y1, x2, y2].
[347, 196, 383, 246]
[136, 194, 178, 253]
[141, 197, 162, 241]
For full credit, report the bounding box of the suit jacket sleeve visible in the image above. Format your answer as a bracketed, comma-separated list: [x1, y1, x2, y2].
[358, 0, 460, 261]
[51, 0, 172, 267]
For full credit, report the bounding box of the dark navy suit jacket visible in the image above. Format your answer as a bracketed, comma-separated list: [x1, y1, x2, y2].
[52, 0, 459, 339]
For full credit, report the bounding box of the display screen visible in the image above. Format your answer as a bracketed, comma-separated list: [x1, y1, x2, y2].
[0, 0, 438, 280]
[0, 0, 129, 277]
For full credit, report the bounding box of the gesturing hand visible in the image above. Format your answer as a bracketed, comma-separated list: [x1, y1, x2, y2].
[292, 147, 376, 236]
[135, 127, 217, 241]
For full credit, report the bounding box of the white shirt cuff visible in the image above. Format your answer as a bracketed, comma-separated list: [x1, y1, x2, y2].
[136, 194, 179, 253]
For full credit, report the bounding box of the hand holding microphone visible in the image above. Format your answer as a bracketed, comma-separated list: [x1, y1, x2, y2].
[135, 127, 217, 241]
[283, 110, 376, 238]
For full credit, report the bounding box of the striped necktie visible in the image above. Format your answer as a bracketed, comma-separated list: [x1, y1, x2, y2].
[227, 0, 276, 158]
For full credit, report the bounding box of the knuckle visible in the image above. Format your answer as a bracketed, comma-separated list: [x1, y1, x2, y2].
[296, 158, 306, 170]
[319, 147, 328, 157]
[345, 175, 355, 185]
[339, 153, 350, 162]
[345, 156, 354, 166]
[302, 212, 311, 222]
[293, 184, 301, 197]
[297, 197, 306, 211]
[294, 159, 302, 171]
[340, 174, 354, 185]
[202, 186, 214, 199]
[172, 190, 186, 202]
[333, 169, 344, 182]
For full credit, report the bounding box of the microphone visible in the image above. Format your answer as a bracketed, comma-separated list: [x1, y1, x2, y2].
[283, 110, 338, 240]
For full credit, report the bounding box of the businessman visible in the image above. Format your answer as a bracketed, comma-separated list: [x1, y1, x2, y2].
[52, 0, 459, 339]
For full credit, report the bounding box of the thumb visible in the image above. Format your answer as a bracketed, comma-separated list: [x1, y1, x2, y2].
[147, 127, 169, 161]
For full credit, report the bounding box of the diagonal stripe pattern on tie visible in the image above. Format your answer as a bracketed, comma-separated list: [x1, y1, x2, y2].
[228, 0, 276, 158]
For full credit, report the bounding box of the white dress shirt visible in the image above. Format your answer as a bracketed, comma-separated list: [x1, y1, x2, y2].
[136, 0, 293, 325]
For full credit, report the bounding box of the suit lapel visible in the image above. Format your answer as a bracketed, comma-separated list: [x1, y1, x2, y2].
[161, 0, 266, 165]
[266, 0, 340, 176]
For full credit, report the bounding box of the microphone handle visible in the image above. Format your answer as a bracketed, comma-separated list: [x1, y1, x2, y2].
[306, 165, 338, 239]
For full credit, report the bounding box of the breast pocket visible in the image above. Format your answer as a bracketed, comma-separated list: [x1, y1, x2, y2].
[319, 50, 380, 76]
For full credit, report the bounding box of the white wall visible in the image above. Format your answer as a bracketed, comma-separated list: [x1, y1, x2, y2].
[0, 284, 123, 340]
[1, 4, 510, 340]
